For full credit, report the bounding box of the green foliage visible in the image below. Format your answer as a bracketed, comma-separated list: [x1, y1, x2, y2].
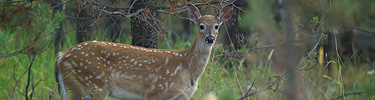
[239, 0, 274, 32]
[311, 16, 319, 26]
[0, 3, 64, 99]
[157, 31, 192, 50]
[218, 86, 235, 100]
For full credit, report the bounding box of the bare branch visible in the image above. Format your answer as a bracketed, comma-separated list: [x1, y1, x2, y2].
[154, 1, 231, 10]
[96, 7, 143, 18]
[0, 40, 37, 59]
[352, 27, 375, 35]
[51, 0, 73, 10]
[25, 56, 36, 100]
[296, 28, 324, 71]
[157, 9, 190, 21]
[157, 1, 245, 21]
[331, 92, 362, 100]
[244, 79, 256, 97]
[128, 0, 138, 14]
[0, 1, 35, 11]
[237, 74, 288, 100]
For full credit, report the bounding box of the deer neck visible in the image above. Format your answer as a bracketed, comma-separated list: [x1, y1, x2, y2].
[182, 36, 213, 79]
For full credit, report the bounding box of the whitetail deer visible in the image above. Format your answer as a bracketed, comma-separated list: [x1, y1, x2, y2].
[55, 3, 233, 100]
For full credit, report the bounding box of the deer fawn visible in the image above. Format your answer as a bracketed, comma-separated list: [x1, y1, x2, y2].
[55, 3, 233, 100]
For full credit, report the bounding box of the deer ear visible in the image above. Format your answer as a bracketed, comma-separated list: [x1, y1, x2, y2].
[218, 4, 234, 25]
[187, 3, 201, 23]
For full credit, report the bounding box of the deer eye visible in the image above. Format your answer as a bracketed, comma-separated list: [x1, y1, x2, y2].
[214, 25, 219, 29]
[199, 25, 204, 30]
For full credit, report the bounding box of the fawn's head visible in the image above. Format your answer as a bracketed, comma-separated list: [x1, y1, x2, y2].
[187, 3, 233, 46]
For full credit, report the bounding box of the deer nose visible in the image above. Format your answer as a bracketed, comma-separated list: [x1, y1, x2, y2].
[205, 36, 215, 44]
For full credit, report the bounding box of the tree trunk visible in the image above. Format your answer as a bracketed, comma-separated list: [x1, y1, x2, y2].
[221, 0, 249, 50]
[106, 0, 124, 42]
[51, 0, 63, 54]
[326, 31, 336, 78]
[130, 0, 158, 48]
[76, 0, 91, 43]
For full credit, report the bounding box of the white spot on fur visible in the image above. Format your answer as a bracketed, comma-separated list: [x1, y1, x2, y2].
[137, 75, 143, 79]
[164, 82, 170, 92]
[165, 57, 169, 65]
[63, 62, 72, 69]
[96, 75, 102, 79]
[150, 84, 155, 90]
[102, 42, 107, 45]
[78, 76, 83, 81]
[172, 63, 183, 76]
[71, 61, 78, 67]
[65, 54, 71, 58]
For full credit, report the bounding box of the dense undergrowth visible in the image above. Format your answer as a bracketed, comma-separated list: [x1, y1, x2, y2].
[1, 1, 375, 100]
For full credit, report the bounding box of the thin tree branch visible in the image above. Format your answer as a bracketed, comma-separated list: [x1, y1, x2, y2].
[25, 55, 36, 100]
[51, 0, 73, 10]
[0, 40, 37, 59]
[244, 79, 256, 97]
[96, 7, 143, 18]
[237, 24, 324, 99]
[352, 27, 375, 35]
[237, 74, 288, 100]
[128, 0, 138, 14]
[157, 9, 190, 21]
[296, 28, 324, 71]
[330, 92, 362, 100]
